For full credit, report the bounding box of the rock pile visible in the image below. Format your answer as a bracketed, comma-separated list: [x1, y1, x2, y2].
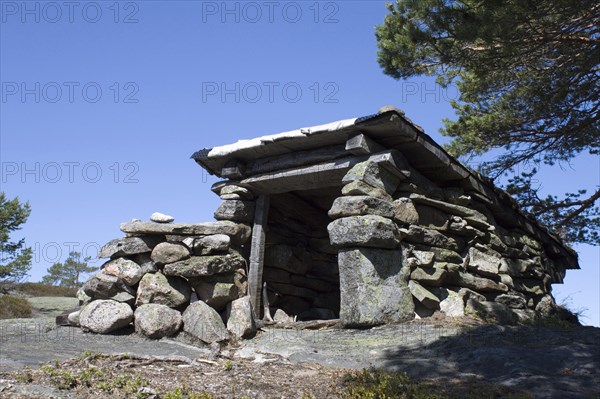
[74, 208, 258, 343]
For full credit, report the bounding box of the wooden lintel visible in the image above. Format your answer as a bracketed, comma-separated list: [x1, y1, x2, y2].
[248, 195, 269, 320]
[345, 133, 385, 155]
[241, 150, 410, 194]
[244, 144, 348, 176]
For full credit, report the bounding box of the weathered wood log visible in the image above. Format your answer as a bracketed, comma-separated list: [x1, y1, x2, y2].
[248, 195, 269, 320]
[244, 144, 348, 176]
[241, 150, 409, 194]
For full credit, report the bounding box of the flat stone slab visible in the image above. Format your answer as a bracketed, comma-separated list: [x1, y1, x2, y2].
[120, 221, 251, 243]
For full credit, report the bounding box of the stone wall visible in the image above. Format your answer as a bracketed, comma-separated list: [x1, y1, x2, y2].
[73, 212, 256, 343]
[327, 158, 570, 326]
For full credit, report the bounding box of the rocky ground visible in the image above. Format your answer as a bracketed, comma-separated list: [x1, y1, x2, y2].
[0, 313, 598, 398]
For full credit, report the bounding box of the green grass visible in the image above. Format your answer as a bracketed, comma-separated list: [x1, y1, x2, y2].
[340, 368, 533, 399]
[0, 295, 33, 319]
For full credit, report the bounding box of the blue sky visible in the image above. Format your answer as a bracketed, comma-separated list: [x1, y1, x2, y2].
[1, 1, 598, 326]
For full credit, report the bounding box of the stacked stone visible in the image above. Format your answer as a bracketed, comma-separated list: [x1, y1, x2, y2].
[328, 158, 563, 326]
[75, 211, 256, 343]
[390, 165, 559, 324]
[327, 160, 415, 327]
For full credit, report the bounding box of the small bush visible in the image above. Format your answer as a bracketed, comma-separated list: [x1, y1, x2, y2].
[14, 282, 77, 298]
[0, 295, 33, 319]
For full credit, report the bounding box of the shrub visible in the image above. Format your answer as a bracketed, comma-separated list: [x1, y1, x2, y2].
[0, 295, 33, 319]
[14, 282, 77, 297]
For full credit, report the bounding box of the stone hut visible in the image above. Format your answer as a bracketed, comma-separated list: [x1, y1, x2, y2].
[78, 107, 579, 341]
[190, 106, 578, 326]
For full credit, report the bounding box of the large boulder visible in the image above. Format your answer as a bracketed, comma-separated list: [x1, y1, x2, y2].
[135, 272, 191, 308]
[151, 242, 191, 265]
[79, 300, 133, 334]
[328, 215, 402, 249]
[98, 236, 162, 259]
[214, 200, 255, 223]
[163, 252, 245, 278]
[134, 304, 182, 339]
[226, 296, 256, 339]
[182, 301, 229, 344]
[102, 258, 143, 286]
[328, 196, 394, 219]
[338, 248, 414, 326]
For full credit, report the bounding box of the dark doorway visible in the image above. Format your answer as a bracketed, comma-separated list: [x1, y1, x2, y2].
[262, 187, 341, 320]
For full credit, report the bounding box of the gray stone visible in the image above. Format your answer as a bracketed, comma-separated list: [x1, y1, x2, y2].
[132, 253, 159, 274]
[182, 301, 229, 344]
[214, 200, 255, 223]
[512, 308, 536, 323]
[219, 185, 254, 200]
[408, 280, 440, 309]
[151, 242, 191, 265]
[467, 247, 505, 278]
[328, 215, 402, 249]
[342, 160, 400, 194]
[328, 196, 394, 219]
[102, 258, 143, 286]
[402, 225, 462, 251]
[193, 281, 238, 311]
[496, 294, 527, 309]
[338, 248, 414, 327]
[466, 299, 516, 324]
[410, 267, 447, 287]
[98, 236, 162, 259]
[188, 234, 230, 255]
[83, 271, 135, 300]
[76, 288, 91, 305]
[419, 246, 463, 264]
[163, 252, 245, 278]
[273, 308, 294, 323]
[449, 272, 508, 292]
[67, 310, 80, 326]
[110, 292, 136, 305]
[150, 212, 174, 223]
[135, 272, 191, 308]
[79, 300, 133, 334]
[513, 278, 546, 296]
[412, 250, 435, 268]
[393, 198, 449, 229]
[119, 221, 252, 245]
[438, 289, 465, 317]
[341, 180, 393, 201]
[134, 304, 182, 339]
[226, 296, 256, 339]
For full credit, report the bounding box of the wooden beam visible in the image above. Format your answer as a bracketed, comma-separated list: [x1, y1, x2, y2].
[248, 195, 269, 320]
[345, 133, 385, 155]
[240, 151, 408, 194]
[244, 144, 348, 176]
